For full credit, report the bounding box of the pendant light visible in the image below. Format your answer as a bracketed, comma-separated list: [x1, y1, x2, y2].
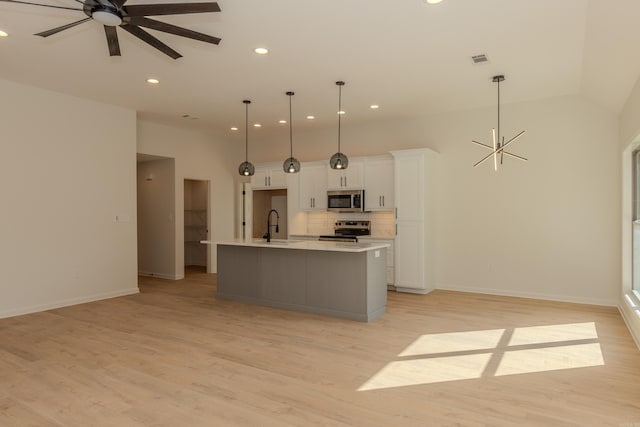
[238, 99, 255, 177]
[329, 81, 349, 170]
[282, 91, 300, 173]
[472, 75, 527, 170]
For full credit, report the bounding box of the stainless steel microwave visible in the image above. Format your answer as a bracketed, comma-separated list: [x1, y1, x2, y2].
[327, 190, 365, 212]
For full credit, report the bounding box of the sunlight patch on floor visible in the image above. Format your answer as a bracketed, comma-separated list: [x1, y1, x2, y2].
[359, 322, 604, 391]
[398, 329, 505, 357]
[508, 322, 598, 346]
[358, 354, 491, 391]
[495, 343, 604, 376]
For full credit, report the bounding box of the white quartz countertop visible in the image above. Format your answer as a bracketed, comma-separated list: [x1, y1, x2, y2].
[201, 239, 390, 253]
[289, 234, 395, 241]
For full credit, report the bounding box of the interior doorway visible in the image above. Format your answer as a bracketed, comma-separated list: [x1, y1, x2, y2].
[184, 179, 210, 273]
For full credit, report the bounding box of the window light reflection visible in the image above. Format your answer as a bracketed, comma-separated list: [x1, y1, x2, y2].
[359, 322, 604, 391]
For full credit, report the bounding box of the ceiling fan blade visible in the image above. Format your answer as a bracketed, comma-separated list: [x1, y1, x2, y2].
[0, 0, 80, 11]
[120, 24, 182, 59]
[104, 25, 121, 56]
[123, 2, 220, 17]
[126, 16, 220, 44]
[35, 18, 92, 37]
[112, 0, 127, 7]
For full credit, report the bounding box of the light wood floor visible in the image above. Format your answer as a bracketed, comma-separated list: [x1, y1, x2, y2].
[1, 268, 639, 426]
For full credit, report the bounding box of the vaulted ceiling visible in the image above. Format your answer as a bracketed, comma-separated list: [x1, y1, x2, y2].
[1, 0, 639, 140]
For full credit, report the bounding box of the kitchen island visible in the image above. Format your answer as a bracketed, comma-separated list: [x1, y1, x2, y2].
[202, 239, 389, 322]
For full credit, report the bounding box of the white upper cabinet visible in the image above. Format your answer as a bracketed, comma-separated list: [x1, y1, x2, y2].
[299, 162, 327, 210]
[327, 160, 364, 190]
[252, 165, 286, 189]
[364, 156, 394, 211]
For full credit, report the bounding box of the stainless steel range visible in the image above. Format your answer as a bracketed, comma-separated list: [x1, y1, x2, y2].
[318, 220, 371, 243]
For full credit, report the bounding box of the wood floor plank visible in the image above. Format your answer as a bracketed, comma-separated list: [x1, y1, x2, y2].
[1, 267, 639, 426]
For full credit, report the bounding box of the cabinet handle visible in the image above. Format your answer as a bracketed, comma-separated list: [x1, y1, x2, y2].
[345, 176, 347, 187]
[269, 176, 271, 186]
[379, 196, 382, 207]
[264, 177, 267, 186]
[395, 224, 397, 235]
[382, 195, 385, 206]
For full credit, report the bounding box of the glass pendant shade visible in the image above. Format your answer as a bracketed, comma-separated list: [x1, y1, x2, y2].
[330, 81, 349, 170]
[239, 161, 255, 176]
[238, 99, 255, 177]
[329, 152, 348, 170]
[283, 91, 300, 173]
[283, 157, 300, 173]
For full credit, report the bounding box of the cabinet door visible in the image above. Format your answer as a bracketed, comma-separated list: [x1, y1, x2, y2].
[327, 161, 363, 189]
[364, 158, 394, 211]
[251, 168, 269, 189]
[394, 221, 424, 290]
[394, 154, 424, 221]
[269, 168, 286, 188]
[299, 164, 327, 210]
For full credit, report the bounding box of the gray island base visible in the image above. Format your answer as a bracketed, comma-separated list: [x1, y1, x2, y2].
[215, 240, 389, 322]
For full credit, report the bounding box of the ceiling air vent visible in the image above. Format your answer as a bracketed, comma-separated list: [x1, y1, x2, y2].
[471, 54, 488, 64]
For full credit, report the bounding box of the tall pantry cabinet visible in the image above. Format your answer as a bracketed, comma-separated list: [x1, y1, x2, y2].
[391, 148, 438, 294]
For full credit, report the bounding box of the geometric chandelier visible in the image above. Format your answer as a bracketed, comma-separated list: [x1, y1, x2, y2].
[472, 75, 527, 170]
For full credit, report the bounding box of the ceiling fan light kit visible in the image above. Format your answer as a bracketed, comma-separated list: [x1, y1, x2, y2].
[472, 75, 528, 171]
[329, 81, 349, 170]
[0, 0, 222, 59]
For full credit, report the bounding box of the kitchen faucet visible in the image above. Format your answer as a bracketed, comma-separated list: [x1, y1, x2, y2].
[263, 209, 280, 242]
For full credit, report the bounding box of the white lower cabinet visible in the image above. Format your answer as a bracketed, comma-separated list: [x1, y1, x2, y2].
[394, 222, 423, 289]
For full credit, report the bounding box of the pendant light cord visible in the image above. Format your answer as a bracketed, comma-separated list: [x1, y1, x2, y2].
[289, 93, 293, 158]
[497, 78, 501, 147]
[245, 102, 249, 163]
[337, 83, 342, 153]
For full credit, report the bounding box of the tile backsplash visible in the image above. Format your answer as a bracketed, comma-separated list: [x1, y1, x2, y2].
[304, 210, 395, 237]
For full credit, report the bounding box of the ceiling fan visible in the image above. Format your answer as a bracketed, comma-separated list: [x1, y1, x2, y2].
[0, 0, 221, 59]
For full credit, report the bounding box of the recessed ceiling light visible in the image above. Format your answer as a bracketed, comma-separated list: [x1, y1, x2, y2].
[253, 123, 261, 128]
[424, 0, 443, 4]
[146, 78, 159, 84]
[230, 127, 238, 131]
[370, 105, 379, 109]
[337, 110, 346, 115]
[279, 120, 287, 124]
[254, 47, 269, 55]
[306, 115, 315, 120]
[0, 31, 8, 37]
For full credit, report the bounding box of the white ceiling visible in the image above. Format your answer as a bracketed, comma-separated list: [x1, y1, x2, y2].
[1, 0, 639, 141]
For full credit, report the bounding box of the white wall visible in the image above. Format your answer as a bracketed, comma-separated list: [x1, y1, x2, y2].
[137, 120, 239, 275]
[0, 79, 138, 318]
[137, 158, 176, 279]
[252, 94, 620, 305]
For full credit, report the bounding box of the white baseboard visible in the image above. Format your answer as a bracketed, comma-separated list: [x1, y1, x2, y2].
[0, 287, 140, 320]
[395, 287, 434, 295]
[619, 295, 640, 351]
[138, 271, 184, 280]
[436, 283, 618, 307]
